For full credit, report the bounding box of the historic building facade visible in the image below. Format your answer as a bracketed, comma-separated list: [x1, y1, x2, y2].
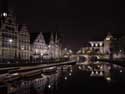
[32, 32, 48, 59]
[0, 10, 30, 63]
[18, 25, 30, 61]
[88, 33, 113, 54]
[32, 32, 62, 61]
[78, 32, 114, 55]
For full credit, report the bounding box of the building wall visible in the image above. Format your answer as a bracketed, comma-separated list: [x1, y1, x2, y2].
[103, 33, 113, 54]
[0, 11, 18, 62]
[18, 25, 30, 60]
[32, 32, 62, 61]
[0, 11, 31, 63]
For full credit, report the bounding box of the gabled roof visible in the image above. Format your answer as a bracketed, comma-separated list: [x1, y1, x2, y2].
[30, 32, 62, 45]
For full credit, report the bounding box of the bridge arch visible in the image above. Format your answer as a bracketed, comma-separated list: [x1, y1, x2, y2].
[71, 54, 101, 62]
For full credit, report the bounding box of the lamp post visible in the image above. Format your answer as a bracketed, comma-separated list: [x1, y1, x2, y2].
[8, 39, 13, 63]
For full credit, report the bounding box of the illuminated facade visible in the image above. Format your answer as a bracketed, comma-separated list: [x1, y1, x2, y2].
[89, 33, 113, 54]
[0, 10, 18, 62]
[0, 10, 30, 63]
[48, 32, 62, 59]
[89, 32, 113, 54]
[32, 32, 48, 59]
[89, 41, 104, 54]
[103, 32, 113, 54]
[18, 25, 30, 60]
[32, 32, 62, 60]
[79, 33, 114, 55]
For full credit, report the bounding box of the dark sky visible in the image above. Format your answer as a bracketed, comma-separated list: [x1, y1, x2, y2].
[0, 0, 125, 50]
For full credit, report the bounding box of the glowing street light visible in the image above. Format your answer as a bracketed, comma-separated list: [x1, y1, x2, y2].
[64, 77, 67, 80]
[70, 69, 72, 72]
[48, 84, 51, 88]
[2, 12, 7, 17]
[106, 77, 111, 81]
[78, 66, 82, 70]
[90, 71, 94, 76]
[120, 70, 122, 73]
[8, 39, 13, 43]
[69, 73, 72, 76]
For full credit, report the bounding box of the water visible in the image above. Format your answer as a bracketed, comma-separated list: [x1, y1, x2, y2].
[1, 61, 125, 94]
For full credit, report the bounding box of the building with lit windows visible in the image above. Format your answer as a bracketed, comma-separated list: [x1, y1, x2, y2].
[0, 10, 18, 63]
[18, 24, 30, 61]
[32, 32, 48, 60]
[0, 10, 30, 63]
[88, 32, 113, 54]
[32, 32, 62, 61]
[79, 32, 114, 55]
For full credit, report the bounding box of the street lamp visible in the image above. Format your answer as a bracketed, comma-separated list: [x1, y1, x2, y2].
[8, 39, 13, 63]
[48, 84, 51, 89]
[9, 39, 13, 43]
[64, 76, 67, 80]
[69, 73, 72, 76]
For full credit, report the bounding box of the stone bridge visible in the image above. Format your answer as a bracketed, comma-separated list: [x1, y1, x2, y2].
[70, 54, 102, 63]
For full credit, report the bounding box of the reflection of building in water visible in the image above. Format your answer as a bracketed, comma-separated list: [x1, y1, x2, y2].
[78, 63, 111, 78]
[8, 70, 61, 94]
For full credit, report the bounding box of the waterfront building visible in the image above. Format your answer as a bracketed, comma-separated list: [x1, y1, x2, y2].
[103, 32, 113, 54]
[18, 25, 30, 61]
[32, 32, 48, 60]
[32, 32, 62, 61]
[0, 10, 18, 63]
[89, 32, 113, 54]
[0, 10, 31, 63]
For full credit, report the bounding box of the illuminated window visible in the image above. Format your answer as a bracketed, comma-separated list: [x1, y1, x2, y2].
[91, 43, 94, 47]
[106, 37, 110, 40]
[95, 43, 98, 47]
[2, 12, 7, 17]
[99, 42, 103, 46]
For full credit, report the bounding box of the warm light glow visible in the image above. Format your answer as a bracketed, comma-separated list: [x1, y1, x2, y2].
[69, 73, 72, 76]
[8, 39, 13, 43]
[95, 71, 98, 75]
[78, 66, 82, 70]
[120, 70, 122, 73]
[2, 12, 7, 17]
[106, 77, 111, 81]
[69, 49, 72, 53]
[90, 71, 94, 76]
[64, 77, 67, 80]
[99, 42, 103, 46]
[100, 66, 103, 69]
[41, 53, 43, 56]
[99, 71, 103, 76]
[64, 48, 67, 51]
[48, 45, 51, 48]
[95, 43, 98, 47]
[21, 46, 24, 50]
[106, 37, 110, 40]
[48, 84, 51, 88]
[91, 43, 94, 47]
[70, 69, 73, 72]
[35, 49, 38, 53]
[12, 73, 19, 76]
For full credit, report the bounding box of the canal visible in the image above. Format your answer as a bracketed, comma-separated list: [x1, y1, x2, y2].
[1, 61, 125, 94]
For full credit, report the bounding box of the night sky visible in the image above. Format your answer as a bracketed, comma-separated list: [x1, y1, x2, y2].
[0, 0, 125, 51]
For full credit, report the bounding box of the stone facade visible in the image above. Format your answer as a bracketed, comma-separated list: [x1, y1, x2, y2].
[32, 32, 62, 61]
[0, 10, 30, 63]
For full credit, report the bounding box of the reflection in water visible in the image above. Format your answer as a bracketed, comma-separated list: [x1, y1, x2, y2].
[1, 61, 125, 94]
